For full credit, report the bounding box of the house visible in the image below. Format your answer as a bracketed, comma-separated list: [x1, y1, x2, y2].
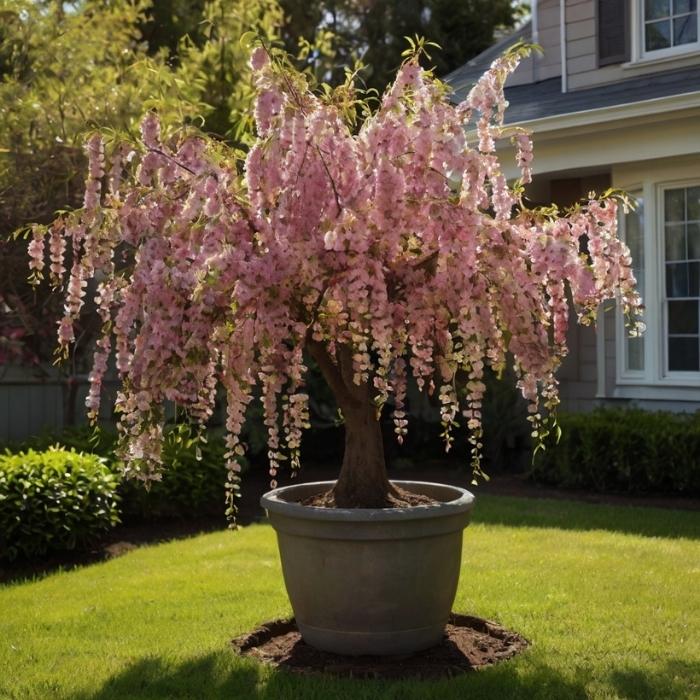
[447, 0, 700, 412]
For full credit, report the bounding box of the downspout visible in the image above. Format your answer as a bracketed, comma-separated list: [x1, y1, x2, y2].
[560, 0, 568, 93]
[531, 0, 539, 83]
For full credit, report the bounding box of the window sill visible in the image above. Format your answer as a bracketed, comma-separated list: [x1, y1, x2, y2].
[622, 48, 700, 71]
[612, 381, 700, 402]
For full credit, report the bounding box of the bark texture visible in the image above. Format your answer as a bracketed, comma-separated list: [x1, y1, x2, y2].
[307, 341, 396, 507]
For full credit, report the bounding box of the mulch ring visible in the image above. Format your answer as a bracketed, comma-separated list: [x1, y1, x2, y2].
[231, 613, 529, 680]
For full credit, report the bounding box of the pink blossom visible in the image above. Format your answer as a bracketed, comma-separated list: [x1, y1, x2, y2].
[250, 47, 269, 71]
[35, 48, 643, 509]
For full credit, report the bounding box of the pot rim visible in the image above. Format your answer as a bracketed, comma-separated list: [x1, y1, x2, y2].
[260, 479, 475, 522]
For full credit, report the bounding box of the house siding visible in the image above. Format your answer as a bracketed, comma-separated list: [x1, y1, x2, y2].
[565, 0, 700, 90]
[502, 1, 700, 93]
[537, 0, 563, 81]
[559, 322, 600, 412]
[504, 0, 562, 87]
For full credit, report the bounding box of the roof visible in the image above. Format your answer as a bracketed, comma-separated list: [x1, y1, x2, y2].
[446, 31, 700, 126]
[501, 66, 700, 124]
[445, 21, 532, 93]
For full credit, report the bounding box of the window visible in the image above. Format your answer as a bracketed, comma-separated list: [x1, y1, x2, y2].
[615, 180, 700, 397]
[643, 0, 699, 55]
[663, 185, 700, 372]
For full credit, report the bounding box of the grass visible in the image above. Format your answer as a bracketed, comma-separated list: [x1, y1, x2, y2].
[0, 494, 698, 699]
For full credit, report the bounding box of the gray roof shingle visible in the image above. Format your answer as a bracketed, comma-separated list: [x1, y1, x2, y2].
[445, 22, 532, 96]
[446, 37, 700, 125]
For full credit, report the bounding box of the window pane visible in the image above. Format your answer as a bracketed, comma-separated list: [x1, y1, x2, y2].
[688, 186, 700, 220]
[665, 223, 686, 260]
[646, 20, 672, 48]
[673, 0, 697, 12]
[626, 203, 644, 263]
[665, 188, 686, 222]
[688, 223, 700, 259]
[690, 261, 700, 296]
[674, 14, 698, 44]
[669, 300, 699, 333]
[669, 337, 700, 370]
[667, 262, 689, 297]
[646, 0, 671, 19]
[627, 337, 645, 371]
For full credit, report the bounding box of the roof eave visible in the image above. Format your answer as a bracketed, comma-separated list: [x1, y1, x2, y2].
[501, 89, 700, 134]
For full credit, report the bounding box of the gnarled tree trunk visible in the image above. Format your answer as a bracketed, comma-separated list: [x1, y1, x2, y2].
[308, 341, 396, 507]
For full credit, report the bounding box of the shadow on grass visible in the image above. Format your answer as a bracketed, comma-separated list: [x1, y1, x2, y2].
[472, 494, 700, 540]
[608, 659, 700, 699]
[75, 650, 700, 700]
[76, 649, 589, 700]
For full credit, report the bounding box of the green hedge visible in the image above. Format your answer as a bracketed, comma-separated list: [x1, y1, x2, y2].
[119, 428, 232, 519]
[530, 409, 700, 494]
[0, 448, 120, 561]
[6, 426, 236, 520]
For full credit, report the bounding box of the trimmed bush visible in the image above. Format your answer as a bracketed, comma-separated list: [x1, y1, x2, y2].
[3, 426, 238, 520]
[119, 429, 232, 519]
[531, 408, 700, 495]
[0, 448, 120, 561]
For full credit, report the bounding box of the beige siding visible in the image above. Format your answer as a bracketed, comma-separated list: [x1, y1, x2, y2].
[603, 301, 617, 397]
[559, 321, 600, 412]
[507, 0, 562, 87]
[503, 1, 700, 91]
[539, 173, 612, 412]
[538, 0, 564, 81]
[564, 0, 700, 90]
[566, 16, 595, 43]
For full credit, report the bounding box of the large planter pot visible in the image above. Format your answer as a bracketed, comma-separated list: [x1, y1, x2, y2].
[260, 479, 475, 655]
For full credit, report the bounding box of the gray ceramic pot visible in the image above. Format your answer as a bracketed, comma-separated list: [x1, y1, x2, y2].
[260, 479, 475, 656]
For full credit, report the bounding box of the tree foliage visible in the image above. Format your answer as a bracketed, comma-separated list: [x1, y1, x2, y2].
[31, 43, 643, 514]
[0, 0, 280, 369]
[279, 0, 524, 90]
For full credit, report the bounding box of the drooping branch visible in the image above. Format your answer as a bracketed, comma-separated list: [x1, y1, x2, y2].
[32, 42, 644, 512]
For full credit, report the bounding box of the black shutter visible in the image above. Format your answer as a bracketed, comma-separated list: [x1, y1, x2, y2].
[598, 0, 630, 66]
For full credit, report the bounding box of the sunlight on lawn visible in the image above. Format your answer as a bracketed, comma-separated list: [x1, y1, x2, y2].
[0, 495, 698, 700]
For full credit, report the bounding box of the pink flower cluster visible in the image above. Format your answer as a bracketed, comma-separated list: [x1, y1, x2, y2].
[35, 46, 643, 513]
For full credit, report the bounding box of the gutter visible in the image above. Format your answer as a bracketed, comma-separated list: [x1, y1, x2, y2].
[500, 90, 700, 134]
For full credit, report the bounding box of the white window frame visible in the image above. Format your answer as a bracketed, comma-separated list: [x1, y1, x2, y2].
[616, 187, 647, 382]
[615, 178, 700, 394]
[632, 0, 700, 62]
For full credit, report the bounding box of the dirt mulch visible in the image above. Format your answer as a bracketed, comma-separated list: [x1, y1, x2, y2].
[231, 613, 529, 679]
[302, 483, 437, 508]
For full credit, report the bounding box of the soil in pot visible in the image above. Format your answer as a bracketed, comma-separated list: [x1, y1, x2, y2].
[301, 484, 437, 508]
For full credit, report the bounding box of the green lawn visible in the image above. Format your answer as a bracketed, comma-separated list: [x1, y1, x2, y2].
[1, 495, 699, 699]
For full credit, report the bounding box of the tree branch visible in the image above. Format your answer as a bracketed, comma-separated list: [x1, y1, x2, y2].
[307, 340, 361, 410]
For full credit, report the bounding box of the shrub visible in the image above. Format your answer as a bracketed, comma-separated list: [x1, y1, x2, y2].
[0, 448, 120, 561]
[530, 408, 700, 495]
[3, 425, 239, 520]
[119, 429, 233, 519]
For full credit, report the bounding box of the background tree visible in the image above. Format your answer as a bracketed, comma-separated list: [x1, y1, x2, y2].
[0, 0, 279, 386]
[279, 0, 524, 90]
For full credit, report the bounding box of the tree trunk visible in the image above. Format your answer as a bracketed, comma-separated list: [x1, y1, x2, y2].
[307, 341, 394, 507]
[334, 397, 393, 507]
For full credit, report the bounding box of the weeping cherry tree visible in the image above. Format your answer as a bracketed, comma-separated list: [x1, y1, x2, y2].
[29, 42, 643, 518]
